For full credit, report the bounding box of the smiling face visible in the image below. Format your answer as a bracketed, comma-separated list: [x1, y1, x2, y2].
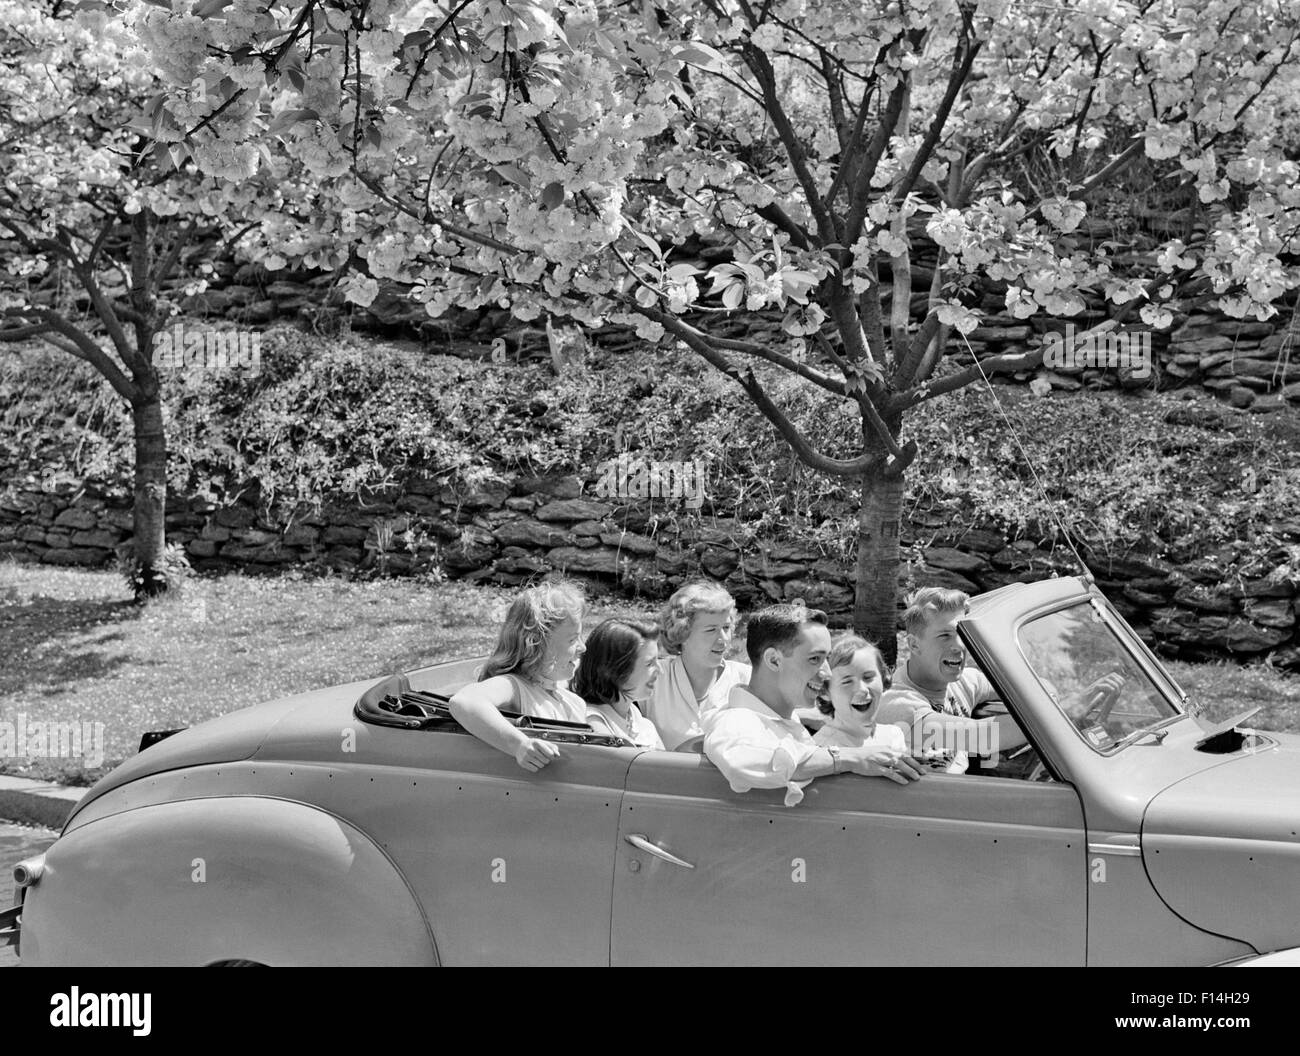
[907, 609, 966, 689]
[540, 616, 584, 682]
[619, 638, 661, 703]
[761, 622, 833, 716]
[828, 647, 887, 734]
[679, 609, 734, 672]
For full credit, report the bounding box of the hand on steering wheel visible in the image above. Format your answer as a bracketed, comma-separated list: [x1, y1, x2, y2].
[1071, 672, 1125, 726]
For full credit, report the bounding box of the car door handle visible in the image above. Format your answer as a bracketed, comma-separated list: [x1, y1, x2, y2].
[624, 834, 695, 869]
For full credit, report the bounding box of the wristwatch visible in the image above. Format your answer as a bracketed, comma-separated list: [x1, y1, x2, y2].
[827, 745, 842, 774]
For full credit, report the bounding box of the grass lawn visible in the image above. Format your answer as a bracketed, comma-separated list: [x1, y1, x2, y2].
[2, 558, 1297, 785]
[0, 560, 663, 784]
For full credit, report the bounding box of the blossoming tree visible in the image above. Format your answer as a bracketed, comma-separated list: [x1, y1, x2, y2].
[134, 0, 1300, 649]
[0, 0, 293, 594]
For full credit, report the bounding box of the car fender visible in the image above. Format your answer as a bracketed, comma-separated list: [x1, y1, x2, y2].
[19, 796, 438, 966]
[1219, 946, 1300, 967]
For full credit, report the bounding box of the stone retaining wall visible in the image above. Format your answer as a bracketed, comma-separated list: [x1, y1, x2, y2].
[162, 258, 1299, 410]
[2, 472, 1297, 670]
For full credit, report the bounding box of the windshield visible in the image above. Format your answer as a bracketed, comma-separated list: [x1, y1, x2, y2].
[1017, 601, 1181, 753]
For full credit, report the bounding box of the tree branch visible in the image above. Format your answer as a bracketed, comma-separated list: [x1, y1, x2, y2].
[355, 171, 521, 255]
[889, 345, 1047, 411]
[841, 75, 909, 263]
[71, 256, 134, 365]
[85, 210, 121, 270]
[1022, 137, 1145, 223]
[892, 309, 943, 389]
[1, 308, 137, 400]
[742, 43, 835, 245]
[151, 216, 201, 290]
[893, 32, 983, 207]
[656, 312, 847, 395]
[638, 305, 883, 477]
[820, 49, 850, 151]
[755, 201, 814, 251]
[825, 79, 875, 210]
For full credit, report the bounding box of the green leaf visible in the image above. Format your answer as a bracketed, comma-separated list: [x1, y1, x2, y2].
[495, 163, 530, 188]
[540, 182, 565, 210]
[673, 42, 729, 72]
[548, 111, 578, 133]
[268, 108, 320, 134]
[629, 227, 664, 260]
[194, 0, 233, 16]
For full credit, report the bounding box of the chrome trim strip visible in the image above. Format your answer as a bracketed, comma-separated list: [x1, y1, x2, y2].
[1087, 842, 1142, 857]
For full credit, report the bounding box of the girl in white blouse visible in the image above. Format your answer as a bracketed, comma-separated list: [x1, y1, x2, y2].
[449, 579, 587, 772]
[644, 582, 751, 751]
[573, 619, 665, 749]
[812, 635, 908, 758]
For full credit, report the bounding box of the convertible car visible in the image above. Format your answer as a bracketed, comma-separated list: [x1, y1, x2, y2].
[5, 575, 1298, 966]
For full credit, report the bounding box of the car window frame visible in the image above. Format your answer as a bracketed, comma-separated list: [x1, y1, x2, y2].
[956, 621, 1066, 783]
[1009, 593, 1186, 759]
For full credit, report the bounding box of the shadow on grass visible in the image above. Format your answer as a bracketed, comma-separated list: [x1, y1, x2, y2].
[0, 594, 146, 698]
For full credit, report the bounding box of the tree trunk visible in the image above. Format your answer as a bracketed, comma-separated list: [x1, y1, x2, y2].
[130, 389, 168, 597]
[853, 464, 906, 665]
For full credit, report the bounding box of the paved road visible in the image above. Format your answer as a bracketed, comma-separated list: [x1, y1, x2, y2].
[0, 823, 57, 968]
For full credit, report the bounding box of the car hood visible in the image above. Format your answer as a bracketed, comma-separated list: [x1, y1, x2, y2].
[1143, 730, 1300, 954]
[64, 677, 381, 830]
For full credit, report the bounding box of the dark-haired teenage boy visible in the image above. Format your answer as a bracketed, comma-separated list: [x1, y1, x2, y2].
[703, 603, 923, 806]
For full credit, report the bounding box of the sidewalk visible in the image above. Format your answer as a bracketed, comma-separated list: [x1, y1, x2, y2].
[0, 775, 83, 830]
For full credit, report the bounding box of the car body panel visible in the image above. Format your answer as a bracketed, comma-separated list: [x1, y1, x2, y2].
[319, 736, 634, 966]
[65, 736, 636, 966]
[1143, 739, 1300, 953]
[611, 751, 1088, 966]
[240, 667, 634, 964]
[1080, 845, 1254, 966]
[1229, 946, 1300, 966]
[64, 682, 378, 827]
[22, 796, 435, 966]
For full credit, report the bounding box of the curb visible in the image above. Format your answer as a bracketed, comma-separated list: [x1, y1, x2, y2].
[0, 776, 84, 830]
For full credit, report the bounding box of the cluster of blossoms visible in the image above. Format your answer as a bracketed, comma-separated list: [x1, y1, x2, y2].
[111, 0, 1300, 348]
[0, 0, 324, 343]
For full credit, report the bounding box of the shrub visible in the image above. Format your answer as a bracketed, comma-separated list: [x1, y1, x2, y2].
[4, 322, 1299, 584]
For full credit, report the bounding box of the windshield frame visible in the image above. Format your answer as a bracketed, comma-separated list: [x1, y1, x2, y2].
[1089, 591, 1191, 713]
[1013, 593, 1187, 757]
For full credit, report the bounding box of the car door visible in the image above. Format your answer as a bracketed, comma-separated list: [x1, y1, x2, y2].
[288, 662, 638, 966]
[610, 750, 1087, 966]
[327, 728, 639, 966]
